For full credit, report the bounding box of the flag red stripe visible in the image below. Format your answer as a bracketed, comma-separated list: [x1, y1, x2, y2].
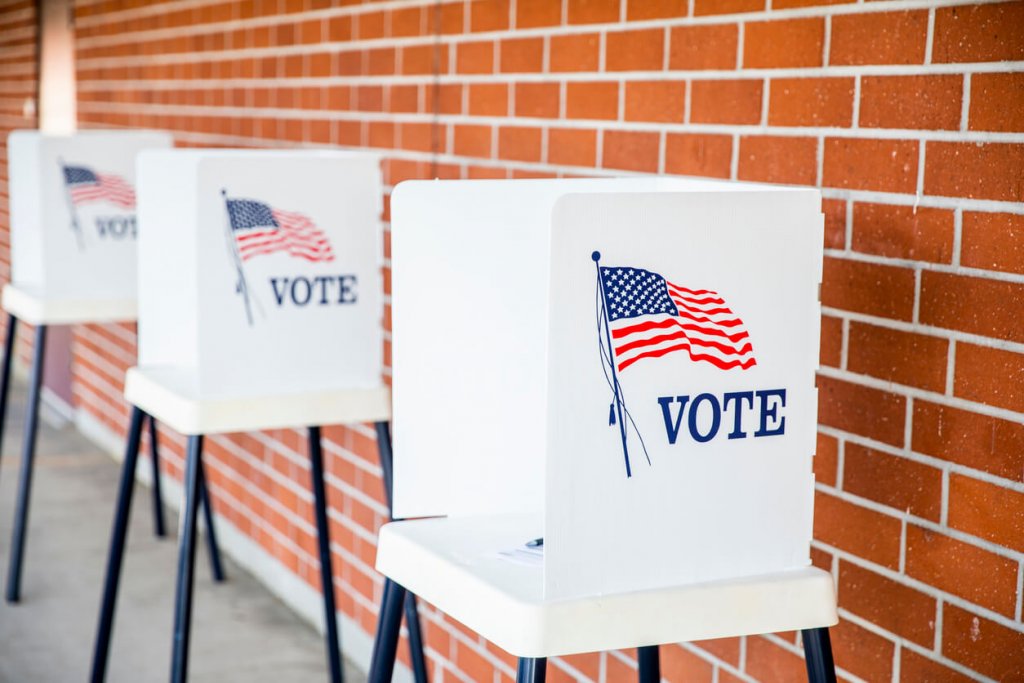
[611, 317, 750, 343]
[665, 282, 723, 301]
[615, 328, 753, 357]
[618, 342, 758, 372]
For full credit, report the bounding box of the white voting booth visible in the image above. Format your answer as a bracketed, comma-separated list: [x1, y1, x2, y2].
[95, 149, 401, 683]
[375, 178, 837, 669]
[132, 149, 386, 419]
[5, 130, 172, 320]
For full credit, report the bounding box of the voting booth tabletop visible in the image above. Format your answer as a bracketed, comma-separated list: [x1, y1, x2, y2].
[374, 515, 837, 658]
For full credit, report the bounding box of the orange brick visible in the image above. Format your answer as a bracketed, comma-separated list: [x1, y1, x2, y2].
[549, 33, 600, 72]
[920, 272, 1024, 344]
[693, 637, 740, 667]
[390, 6, 423, 37]
[906, 524, 1019, 617]
[662, 644, 714, 681]
[606, 29, 664, 71]
[744, 18, 824, 68]
[949, 474, 1024, 553]
[822, 257, 915, 321]
[693, 0, 764, 16]
[565, 81, 619, 120]
[942, 604, 1024, 680]
[401, 44, 447, 76]
[627, 0, 687, 20]
[500, 37, 543, 73]
[815, 432, 838, 486]
[498, 126, 541, 162]
[831, 618, 895, 682]
[691, 80, 763, 124]
[567, 0, 620, 24]
[900, 650, 977, 683]
[859, 75, 963, 130]
[668, 24, 739, 70]
[933, 1, 1024, 63]
[954, 343, 1024, 413]
[822, 138, 919, 194]
[848, 321, 948, 392]
[624, 81, 685, 123]
[851, 203, 954, 263]
[514, 82, 559, 118]
[470, 0, 510, 32]
[737, 136, 818, 185]
[820, 314, 842, 369]
[961, 212, 1024, 275]
[925, 142, 1024, 202]
[843, 442, 943, 519]
[913, 401, 1024, 482]
[838, 561, 936, 646]
[548, 128, 597, 167]
[830, 11, 929, 65]
[454, 124, 492, 158]
[817, 375, 907, 448]
[823, 198, 847, 249]
[664, 133, 732, 179]
[966, 72, 1024, 133]
[457, 41, 494, 74]
[602, 130, 660, 172]
[745, 636, 808, 682]
[468, 83, 508, 116]
[769, 77, 854, 127]
[516, 0, 561, 28]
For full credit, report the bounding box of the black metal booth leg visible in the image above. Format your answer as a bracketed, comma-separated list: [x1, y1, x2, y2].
[0, 313, 18, 476]
[5, 323, 46, 603]
[368, 578, 408, 683]
[147, 413, 167, 538]
[197, 455, 226, 582]
[638, 645, 660, 683]
[309, 426, 344, 683]
[374, 420, 429, 683]
[169, 435, 204, 683]
[802, 628, 838, 683]
[89, 406, 146, 683]
[516, 658, 547, 683]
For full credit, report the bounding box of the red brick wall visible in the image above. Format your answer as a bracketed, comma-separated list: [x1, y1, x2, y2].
[7, 0, 1024, 680]
[0, 1, 38, 361]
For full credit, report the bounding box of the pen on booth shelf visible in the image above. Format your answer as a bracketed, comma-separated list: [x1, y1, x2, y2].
[526, 538, 543, 548]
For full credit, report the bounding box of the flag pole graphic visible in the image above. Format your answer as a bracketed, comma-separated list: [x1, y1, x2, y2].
[221, 189, 254, 326]
[593, 251, 632, 478]
[58, 158, 85, 251]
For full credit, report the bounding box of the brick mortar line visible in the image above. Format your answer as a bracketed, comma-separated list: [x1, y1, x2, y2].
[818, 357, 1024, 422]
[71, 99, 1024, 147]
[822, 248, 1024, 284]
[835, 608, 993, 683]
[73, 0, 1008, 48]
[818, 538, 1024, 643]
[815, 481, 1024, 565]
[70, 123, 1024, 216]
[245, 422, 385, 480]
[73, 51, 1024, 77]
[819, 421, 1024, 504]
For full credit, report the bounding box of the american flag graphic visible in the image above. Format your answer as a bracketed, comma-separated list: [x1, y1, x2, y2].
[225, 198, 334, 263]
[63, 165, 136, 208]
[599, 265, 757, 372]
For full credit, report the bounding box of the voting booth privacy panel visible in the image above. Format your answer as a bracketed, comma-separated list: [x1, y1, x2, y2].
[136, 150, 383, 399]
[7, 130, 172, 301]
[391, 178, 823, 601]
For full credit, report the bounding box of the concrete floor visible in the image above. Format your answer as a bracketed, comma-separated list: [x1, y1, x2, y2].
[0, 381, 365, 683]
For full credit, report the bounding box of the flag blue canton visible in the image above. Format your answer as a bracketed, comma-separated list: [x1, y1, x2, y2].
[63, 166, 98, 185]
[226, 199, 279, 231]
[599, 266, 680, 322]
